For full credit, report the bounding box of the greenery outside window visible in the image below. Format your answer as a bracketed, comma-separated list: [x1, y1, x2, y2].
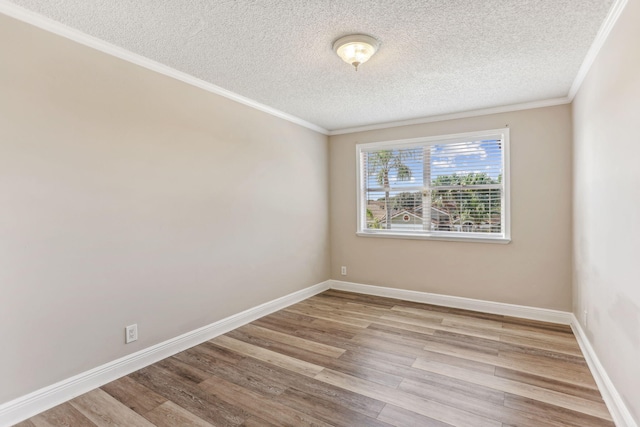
[356, 129, 510, 243]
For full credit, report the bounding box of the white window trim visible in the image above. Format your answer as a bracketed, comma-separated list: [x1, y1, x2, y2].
[355, 128, 511, 243]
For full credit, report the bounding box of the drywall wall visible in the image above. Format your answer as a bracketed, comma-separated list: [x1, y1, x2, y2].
[572, 0, 640, 423]
[330, 105, 573, 310]
[0, 14, 329, 404]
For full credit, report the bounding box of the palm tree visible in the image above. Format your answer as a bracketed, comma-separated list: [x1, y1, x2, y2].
[367, 150, 413, 229]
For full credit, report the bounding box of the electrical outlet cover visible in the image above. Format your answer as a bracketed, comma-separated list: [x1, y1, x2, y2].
[125, 324, 138, 344]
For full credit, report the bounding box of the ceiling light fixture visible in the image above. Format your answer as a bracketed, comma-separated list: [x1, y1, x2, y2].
[333, 34, 380, 71]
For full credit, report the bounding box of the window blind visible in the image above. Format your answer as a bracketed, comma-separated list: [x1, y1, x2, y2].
[359, 132, 507, 240]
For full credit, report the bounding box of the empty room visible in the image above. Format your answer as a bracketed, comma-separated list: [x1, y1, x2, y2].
[1, 0, 638, 426]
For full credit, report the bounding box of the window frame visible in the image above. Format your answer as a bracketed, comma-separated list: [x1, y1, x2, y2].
[355, 128, 511, 243]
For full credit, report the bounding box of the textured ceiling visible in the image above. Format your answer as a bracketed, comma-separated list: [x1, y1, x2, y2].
[6, 0, 614, 132]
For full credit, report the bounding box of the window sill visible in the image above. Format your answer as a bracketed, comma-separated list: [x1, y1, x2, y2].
[356, 231, 511, 244]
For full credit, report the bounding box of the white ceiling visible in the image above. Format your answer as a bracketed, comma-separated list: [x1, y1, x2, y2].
[4, 0, 615, 132]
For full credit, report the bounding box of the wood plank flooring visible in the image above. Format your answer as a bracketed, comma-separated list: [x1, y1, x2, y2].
[15, 290, 614, 427]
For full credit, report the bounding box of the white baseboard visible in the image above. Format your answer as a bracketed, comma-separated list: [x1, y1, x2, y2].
[0, 281, 331, 427]
[570, 316, 638, 427]
[329, 280, 572, 324]
[5, 279, 634, 427]
[328, 280, 637, 427]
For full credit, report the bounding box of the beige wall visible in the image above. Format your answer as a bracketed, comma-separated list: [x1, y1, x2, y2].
[572, 0, 640, 422]
[7, 0, 638, 415]
[0, 15, 329, 403]
[330, 105, 573, 310]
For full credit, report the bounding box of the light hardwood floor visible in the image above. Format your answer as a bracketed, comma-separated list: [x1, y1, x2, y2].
[15, 290, 614, 426]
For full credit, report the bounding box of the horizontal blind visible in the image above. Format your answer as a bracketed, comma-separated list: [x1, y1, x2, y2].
[362, 137, 504, 235]
[430, 139, 503, 234]
[363, 148, 425, 231]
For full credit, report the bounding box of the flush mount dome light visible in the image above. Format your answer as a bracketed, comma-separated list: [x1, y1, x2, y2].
[333, 34, 380, 71]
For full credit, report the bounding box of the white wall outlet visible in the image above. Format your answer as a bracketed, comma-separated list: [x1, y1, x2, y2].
[583, 310, 588, 328]
[125, 324, 138, 344]
[341, 266, 347, 276]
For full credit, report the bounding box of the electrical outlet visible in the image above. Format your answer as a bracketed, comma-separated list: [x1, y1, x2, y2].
[341, 266, 347, 276]
[125, 324, 138, 344]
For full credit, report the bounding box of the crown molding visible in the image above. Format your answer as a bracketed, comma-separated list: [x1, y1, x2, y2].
[328, 97, 571, 135]
[568, 0, 629, 100]
[0, 0, 628, 138]
[0, 1, 329, 136]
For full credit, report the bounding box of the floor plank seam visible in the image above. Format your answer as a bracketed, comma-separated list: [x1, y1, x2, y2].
[16, 290, 615, 427]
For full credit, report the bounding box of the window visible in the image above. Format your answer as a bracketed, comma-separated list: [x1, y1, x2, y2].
[356, 128, 510, 243]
